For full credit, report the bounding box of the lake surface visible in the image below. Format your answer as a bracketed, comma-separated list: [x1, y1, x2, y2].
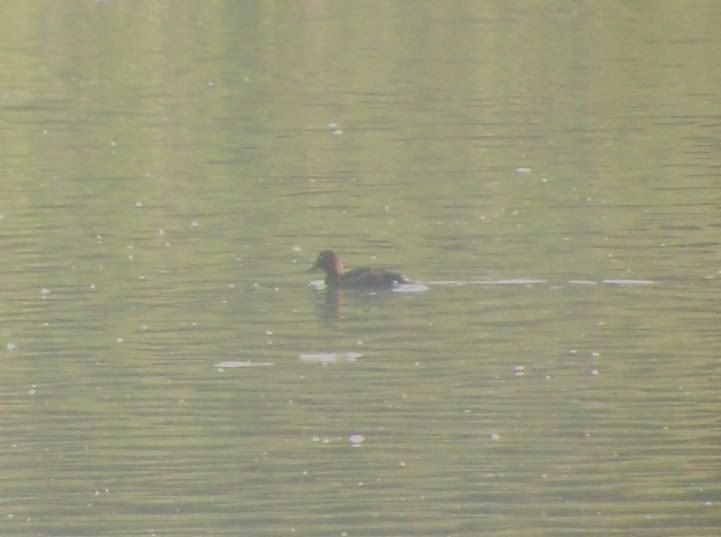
[1, 1, 720, 535]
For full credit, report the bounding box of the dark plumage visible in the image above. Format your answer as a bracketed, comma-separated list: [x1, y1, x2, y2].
[306, 250, 409, 288]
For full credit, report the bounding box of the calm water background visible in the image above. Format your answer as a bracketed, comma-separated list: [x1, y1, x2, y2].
[1, 1, 720, 535]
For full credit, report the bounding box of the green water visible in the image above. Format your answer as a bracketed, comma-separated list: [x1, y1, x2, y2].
[1, 1, 720, 535]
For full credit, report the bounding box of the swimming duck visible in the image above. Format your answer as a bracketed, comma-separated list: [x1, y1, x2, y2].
[306, 250, 409, 288]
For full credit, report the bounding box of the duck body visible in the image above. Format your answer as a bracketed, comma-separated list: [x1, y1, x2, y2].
[307, 250, 409, 288]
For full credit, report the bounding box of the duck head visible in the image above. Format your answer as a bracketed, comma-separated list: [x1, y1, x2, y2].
[306, 250, 345, 277]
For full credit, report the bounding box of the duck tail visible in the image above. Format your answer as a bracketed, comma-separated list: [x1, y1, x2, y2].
[393, 272, 410, 285]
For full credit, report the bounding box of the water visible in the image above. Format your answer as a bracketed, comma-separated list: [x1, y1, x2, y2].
[1, 1, 721, 535]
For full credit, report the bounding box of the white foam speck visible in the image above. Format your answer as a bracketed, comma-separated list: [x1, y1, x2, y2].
[473, 279, 546, 285]
[299, 352, 362, 363]
[6, 343, 17, 351]
[349, 434, 365, 445]
[215, 361, 275, 368]
[603, 279, 655, 285]
[393, 283, 429, 293]
[516, 167, 532, 174]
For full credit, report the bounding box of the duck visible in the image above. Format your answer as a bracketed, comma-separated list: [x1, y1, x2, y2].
[306, 250, 409, 288]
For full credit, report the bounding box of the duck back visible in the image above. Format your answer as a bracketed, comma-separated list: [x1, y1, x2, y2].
[334, 267, 408, 288]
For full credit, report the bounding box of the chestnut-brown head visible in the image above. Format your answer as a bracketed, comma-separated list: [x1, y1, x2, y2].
[306, 250, 345, 277]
